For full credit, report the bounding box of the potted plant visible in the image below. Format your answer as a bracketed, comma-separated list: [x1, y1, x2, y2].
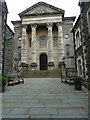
[0, 76, 8, 92]
[73, 76, 83, 90]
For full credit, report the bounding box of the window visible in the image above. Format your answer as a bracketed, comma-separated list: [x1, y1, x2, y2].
[76, 31, 81, 48]
[18, 37, 22, 47]
[53, 36, 58, 47]
[66, 44, 70, 56]
[88, 12, 90, 33]
[78, 59, 82, 76]
[29, 38, 32, 47]
[18, 47, 21, 60]
[40, 36, 47, 47]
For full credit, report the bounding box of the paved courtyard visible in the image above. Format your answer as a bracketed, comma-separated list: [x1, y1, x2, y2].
[1, 78, 88, 119]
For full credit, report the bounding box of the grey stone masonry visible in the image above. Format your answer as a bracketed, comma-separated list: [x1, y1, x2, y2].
[4, 25, 14, 75]
[0, 1, 2, 75]
[79, 1, 90, 84]
[0, 0, 8, 75]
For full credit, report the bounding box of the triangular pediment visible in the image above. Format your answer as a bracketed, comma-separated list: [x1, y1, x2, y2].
[19, 1, 65, 17]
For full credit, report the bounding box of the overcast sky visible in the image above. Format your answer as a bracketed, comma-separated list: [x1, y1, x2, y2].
[6, 0, 80, 31]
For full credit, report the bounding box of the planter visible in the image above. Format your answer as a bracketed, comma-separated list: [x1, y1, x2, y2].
[75, 83, 82, 90]
[2, 85, 5, 92]
[73, 76, 83, 90]
[0, 76, 8, 92]
[0, 84, 6, 92]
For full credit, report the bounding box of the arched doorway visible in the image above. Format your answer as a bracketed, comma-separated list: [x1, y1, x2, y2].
[40, 54, 48, 70]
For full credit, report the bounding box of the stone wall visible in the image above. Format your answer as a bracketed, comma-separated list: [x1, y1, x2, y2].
[79, 1, 90, 82]
[63, 20, 75, 68]
[0, 0, 8, 75]
[0, 1, 2, 75]
[4, 25, 14, 75]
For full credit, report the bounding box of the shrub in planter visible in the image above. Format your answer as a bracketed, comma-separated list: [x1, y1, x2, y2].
[73, 76, 83, 90]
[0, 76, 8, 92]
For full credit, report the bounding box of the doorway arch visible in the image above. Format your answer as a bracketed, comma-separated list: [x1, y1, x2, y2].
[40, 53, 48, 70]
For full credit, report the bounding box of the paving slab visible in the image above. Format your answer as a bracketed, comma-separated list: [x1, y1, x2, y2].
[2, 114, 29, 118]
[20, 102, 44, 108]
[29, 108, 58, 114]
[51, 114, 84, 118]
[30, 114, 51, 118]
[9, 108, 31, 115]
[57, 107, 88, 115]
[2, 78, 88, 119]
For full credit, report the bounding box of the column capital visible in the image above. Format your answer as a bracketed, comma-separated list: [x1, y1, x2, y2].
[57, 22, 63, 27]
[46, 22, 53, 28]
[30, 24, 37, 28]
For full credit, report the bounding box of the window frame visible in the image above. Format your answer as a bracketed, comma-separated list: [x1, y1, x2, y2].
[66, 44, 70, 56]
[39, 36, 47, 47]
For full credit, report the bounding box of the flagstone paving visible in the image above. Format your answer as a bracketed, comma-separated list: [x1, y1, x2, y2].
[1, 78, 88, 119]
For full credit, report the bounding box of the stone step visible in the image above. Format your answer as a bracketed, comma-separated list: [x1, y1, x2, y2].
[20, 69, 61, 78]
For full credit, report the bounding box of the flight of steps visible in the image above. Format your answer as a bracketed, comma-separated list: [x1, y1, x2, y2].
[20, 69, 61, 78]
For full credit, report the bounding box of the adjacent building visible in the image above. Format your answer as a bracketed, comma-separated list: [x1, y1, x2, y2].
[4, 25, 14, 75]
[12, 1, 75, 71]
[0, 0, 8, 75]
[0, 0, 14, 76]
[72, 0, 90, 89]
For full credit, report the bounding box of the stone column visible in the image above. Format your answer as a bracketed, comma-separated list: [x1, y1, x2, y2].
[47, 23, 54, 70]
[57, 23, 64, 62]
[21, 25, 27, 65]
[30, 24, 37, 70]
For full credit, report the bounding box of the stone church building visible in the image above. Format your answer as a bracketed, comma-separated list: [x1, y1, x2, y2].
[12, 2, 75, 71]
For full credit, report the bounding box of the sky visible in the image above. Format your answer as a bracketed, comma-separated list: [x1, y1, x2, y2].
[5, 0, 80, 31]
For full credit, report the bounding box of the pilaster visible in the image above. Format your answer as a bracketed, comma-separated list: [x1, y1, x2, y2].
[47, 23, 55, 70]
[57, 22, 64, 62]
[30, 24, 37, 70]
[21, 25, 27, 64]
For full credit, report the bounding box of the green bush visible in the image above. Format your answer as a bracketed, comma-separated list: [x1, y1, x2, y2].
[0, 76, 8, 85]
[73, 76, 83, 84]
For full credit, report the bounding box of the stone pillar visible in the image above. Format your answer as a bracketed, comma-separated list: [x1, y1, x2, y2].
[21, 25, 27, 64]
[30, 24, 37, 70]
[47, 23, 54, 70]
[57, 23, 64, 63]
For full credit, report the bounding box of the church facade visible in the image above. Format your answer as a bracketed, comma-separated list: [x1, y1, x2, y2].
[12, 2, 75, 71]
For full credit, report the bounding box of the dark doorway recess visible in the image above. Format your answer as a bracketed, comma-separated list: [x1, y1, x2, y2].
[40, 54, 47, 70]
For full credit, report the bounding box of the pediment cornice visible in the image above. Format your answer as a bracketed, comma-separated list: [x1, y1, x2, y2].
[19, 1, 65, 17]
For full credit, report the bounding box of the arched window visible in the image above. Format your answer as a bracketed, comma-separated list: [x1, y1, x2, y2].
[66, 44, 70, 56]
[18, 37, 22, 47]
[40, 36, 47, 47]
[53, 36, 58, 46]
[76, 31, 81, 48]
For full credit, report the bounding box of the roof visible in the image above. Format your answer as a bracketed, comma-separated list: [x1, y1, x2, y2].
[71, 15, 81, 32]
[6, 24, 15, 35]
[63, 16, 76, 22]
[11, 20, 21, 25]
[19, 1, 65, 17]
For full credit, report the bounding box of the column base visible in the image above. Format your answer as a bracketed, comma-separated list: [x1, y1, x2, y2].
[30, 62, 37, 70]
[48, 62, 55, 70]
